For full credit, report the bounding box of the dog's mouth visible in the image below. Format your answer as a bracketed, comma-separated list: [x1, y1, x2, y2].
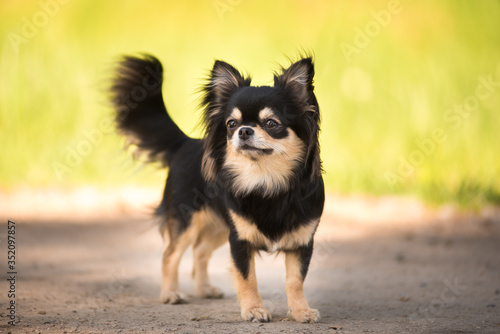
[239, 144, 273, 155]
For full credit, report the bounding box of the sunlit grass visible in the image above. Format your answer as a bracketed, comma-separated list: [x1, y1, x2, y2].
[1, 0, 499, 206]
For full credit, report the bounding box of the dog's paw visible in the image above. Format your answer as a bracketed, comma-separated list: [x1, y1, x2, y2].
[160, 290, 187, 304]
[196, 285, 224, 299]
[288, 307, 320, 323]
[241, 306, 272, 323]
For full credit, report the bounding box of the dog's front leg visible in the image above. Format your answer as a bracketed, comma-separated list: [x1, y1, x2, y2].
[285, 243, 320, 323]
[229, 232, 271, 322]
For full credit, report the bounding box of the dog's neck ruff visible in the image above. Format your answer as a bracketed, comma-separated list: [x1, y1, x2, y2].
[224, 158, 295, 198]
[223, 132, 305, 198]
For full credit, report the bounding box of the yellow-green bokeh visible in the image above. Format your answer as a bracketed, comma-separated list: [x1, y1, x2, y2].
[1, 0, 499, 206]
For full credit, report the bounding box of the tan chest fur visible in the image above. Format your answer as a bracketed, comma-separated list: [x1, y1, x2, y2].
[229, 210, 319, 253]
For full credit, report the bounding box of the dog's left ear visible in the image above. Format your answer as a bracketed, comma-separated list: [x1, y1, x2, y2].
[274, 58, 315, 105]
[276, 58, 322, 182]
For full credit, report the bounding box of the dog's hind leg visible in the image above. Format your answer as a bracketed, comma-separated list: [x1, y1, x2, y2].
[192, 212, 228, 298]
[160, 218, 197, 304]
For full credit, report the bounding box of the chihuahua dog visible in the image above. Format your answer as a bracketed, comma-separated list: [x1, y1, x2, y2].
[111, 54, 324, 323]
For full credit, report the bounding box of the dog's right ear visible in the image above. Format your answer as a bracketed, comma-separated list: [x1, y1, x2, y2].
[202, 61, 251, 116]
[201, 61, 250, 183]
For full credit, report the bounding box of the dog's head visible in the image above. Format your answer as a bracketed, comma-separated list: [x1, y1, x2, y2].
[201, 57, 321, 197]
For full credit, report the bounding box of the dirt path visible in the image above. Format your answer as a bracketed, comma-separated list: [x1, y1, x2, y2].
[1, 192, 499, 333]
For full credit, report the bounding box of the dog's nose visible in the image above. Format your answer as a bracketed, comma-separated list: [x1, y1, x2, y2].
[238, 127, 254, 140]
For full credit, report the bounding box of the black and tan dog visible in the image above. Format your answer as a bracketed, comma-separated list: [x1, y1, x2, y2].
[111, 54, 324, 323]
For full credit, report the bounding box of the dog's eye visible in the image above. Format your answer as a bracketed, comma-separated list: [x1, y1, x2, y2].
[265, 119, 279, 129]
[227, 119, 237, 129]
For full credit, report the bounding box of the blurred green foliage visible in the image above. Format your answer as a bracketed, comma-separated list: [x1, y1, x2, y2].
[1, 0, 499, 206]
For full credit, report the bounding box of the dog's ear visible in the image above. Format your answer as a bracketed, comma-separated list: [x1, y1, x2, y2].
[276, 58, 322, 182]
[274, 57, 315, 105]
[201, 61, 250, 182]
[204, 61, 251, 113]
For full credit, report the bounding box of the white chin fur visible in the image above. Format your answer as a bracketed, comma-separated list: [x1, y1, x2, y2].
[223, 129, 305, 197]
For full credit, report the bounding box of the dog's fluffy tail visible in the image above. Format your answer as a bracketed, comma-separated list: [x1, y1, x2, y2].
[110, 54, 188, 167]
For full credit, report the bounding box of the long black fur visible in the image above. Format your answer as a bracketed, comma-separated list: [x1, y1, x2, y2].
[110, 54, 324, 281]
[111, 55, 188, 167]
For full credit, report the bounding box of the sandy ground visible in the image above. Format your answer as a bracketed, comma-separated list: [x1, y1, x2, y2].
[1, 188, 499, 333]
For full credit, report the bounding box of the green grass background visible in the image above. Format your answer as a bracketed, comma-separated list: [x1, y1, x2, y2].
[1, 0, 499, 206]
